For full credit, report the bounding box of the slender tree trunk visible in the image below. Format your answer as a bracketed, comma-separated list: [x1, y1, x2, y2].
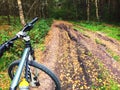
[6, 0, 11, 24]
[26, 0, 38, 18]
[42, 1, 46, 18]
[73, 0, 78, 19]
[108, 0, 111, 20]
[17, 0, 26, 26]
[95, 0, 99, 21]
[44, 0, 48, 18]
[87, 0, 90, 21]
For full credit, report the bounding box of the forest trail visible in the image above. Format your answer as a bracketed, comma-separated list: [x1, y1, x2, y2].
[34, 20, 120, 90]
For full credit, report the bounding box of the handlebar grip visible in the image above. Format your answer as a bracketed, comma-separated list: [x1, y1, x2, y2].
[0, 41, 14, 57]
[0, 44, 5, 57]
[22, 17, 38, 32]
[30, 17, 38, 24]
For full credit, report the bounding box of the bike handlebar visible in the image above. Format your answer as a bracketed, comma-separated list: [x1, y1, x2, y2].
[30, 17, 38, 24]
[0, 17, 38, 57]
[0, 44, 5, 57]
[22, 17, 38, 32]
[0, 36, 18, 57]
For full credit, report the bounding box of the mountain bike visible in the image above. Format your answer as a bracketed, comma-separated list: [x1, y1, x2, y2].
[0, 17, 61, 90]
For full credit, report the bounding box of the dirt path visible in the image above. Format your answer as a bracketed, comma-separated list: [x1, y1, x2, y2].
[34, 21, 120, 90]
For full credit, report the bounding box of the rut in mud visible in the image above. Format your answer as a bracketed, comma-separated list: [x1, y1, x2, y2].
[35, 21, 120, 90]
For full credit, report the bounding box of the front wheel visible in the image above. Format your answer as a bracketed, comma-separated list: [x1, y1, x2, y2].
[8, 60, 61, 90]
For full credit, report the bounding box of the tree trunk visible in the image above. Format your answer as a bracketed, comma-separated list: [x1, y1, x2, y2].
[108, 0, 111, 20]
[73, 0, 78, 19]
[17, 0, 26, 26]
[6, 0, 11, 24]
[44, 0, 48, 18]
[87, 0, 90, 21]
[95, 0, 99, 21]
[26, 0, 38, 18]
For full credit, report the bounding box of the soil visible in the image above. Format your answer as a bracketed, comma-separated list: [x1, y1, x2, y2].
[33, 21, 120, 90]
[0, 25, 10, 30]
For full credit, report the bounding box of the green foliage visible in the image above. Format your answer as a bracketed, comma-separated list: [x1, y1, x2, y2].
[30, 19, 50, 44]
[75, 21, 120, 40]
[48, 0, 79, 20]
[50, 8, 76, 20]
[0, 31, 9, 42]
[0, 17, 24, 71]
[0, 18, 51, 71]
[113, 55, 120, 61]
[95, 39, 106, 47]
[106, 48, 120, 62]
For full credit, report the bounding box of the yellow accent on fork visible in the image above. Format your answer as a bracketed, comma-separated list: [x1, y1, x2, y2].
[19, 78, 29, 89]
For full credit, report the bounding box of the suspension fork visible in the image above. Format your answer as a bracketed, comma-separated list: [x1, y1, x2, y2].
[25, 41, 35, 82]
[24, 41, 40, 87]
[10, 47, 30, 90]
[25, 57, 30, 82]
[25, 52, 35, 82]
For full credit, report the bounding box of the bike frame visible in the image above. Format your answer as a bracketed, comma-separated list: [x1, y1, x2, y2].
[10, 40, 34, 90]
[0, 17, 40, 90]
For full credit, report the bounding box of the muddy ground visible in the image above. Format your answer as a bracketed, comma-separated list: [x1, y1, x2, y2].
[34, 21, 120, 90]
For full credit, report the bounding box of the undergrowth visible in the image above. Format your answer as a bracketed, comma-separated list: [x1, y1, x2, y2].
[0, 18, 52, 71]
[74, 21, 120, 40]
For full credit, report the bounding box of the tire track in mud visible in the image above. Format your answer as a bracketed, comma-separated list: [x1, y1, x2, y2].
[33, 24, 61, 90]
[77, 30, 120, 83]
[35, 21, 120, 90]
[55, 22, 102, 90]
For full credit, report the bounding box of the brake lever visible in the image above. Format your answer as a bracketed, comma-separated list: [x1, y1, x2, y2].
[22, 23, 33, 32]
[0, 41, 14, 57]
